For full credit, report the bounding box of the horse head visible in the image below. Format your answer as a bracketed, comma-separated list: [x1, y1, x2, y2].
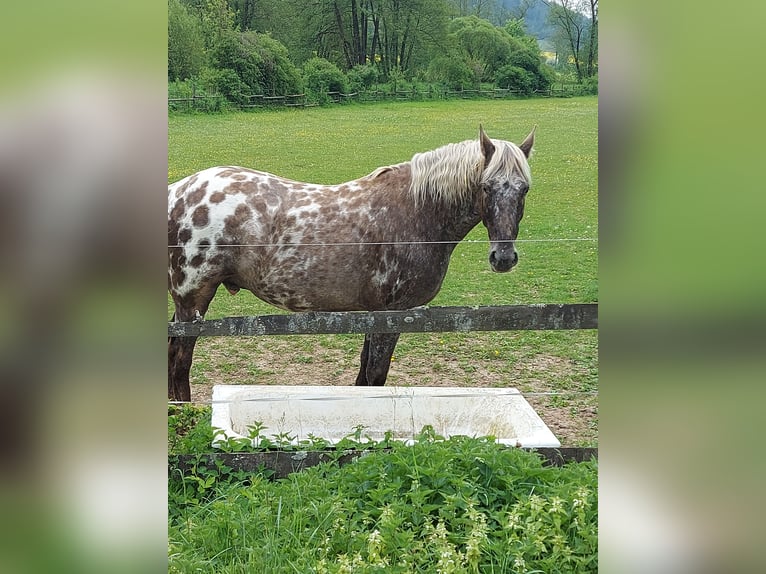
[478, 125, 535, 272]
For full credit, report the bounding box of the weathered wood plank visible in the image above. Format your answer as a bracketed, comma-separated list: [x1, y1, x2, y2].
[170, 447, 597, 478]
[168, 303, 597, 337]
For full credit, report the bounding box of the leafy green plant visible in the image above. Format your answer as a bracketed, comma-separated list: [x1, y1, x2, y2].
[169, 430, 597, 572]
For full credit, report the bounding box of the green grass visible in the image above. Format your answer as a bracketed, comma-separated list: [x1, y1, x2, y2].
[168, 97, 597, 444]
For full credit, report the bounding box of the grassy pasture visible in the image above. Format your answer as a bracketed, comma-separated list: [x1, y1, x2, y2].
[168, 97, 598, 445]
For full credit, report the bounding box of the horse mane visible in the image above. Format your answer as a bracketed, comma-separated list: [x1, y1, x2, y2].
[407, 138, 532, 206]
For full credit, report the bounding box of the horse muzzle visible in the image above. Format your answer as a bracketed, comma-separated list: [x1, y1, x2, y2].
[488, 243, 518, 273]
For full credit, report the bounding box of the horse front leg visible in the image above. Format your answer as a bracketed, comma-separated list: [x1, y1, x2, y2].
[355, 332, 401, 386]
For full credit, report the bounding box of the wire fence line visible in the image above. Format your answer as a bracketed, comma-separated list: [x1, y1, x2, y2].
[167, 237, 598, 249]
[168, 389, 597, 407]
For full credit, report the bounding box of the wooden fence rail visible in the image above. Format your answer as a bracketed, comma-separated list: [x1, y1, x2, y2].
[172, 447, 598, 479]
[168, 303, 597, 337]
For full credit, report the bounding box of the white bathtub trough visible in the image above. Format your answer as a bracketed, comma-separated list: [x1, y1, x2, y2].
[212, 385, 560, 448]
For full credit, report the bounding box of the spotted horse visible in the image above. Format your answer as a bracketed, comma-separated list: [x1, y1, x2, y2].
[168, 126, 535, 401]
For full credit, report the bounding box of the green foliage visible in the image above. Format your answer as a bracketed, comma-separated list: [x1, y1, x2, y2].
[346, 63, 380, 92]
[204, 67, 249, 104]
[444, 14, 555, 94]
[168, 403, 214, 454]
[168, 2, 597, 106]
[241, 31, 303, 96]
[427, 55, 476, 90]
[168, 0, 205, 81]
[302, 57, 349, 103]
[199, 0, 236, 50]
[168, 431, 598, 572]
[209, 29, 301, 101]
[168, 76, 228, 112]
[495, 64, 535, 94]
[211, 29, 263, 97]
[504, 17, 526, 39]
[581, 74, 598, 95]
[448, 16, 511, 81]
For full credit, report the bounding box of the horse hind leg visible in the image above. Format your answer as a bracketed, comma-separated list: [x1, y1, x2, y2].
[355, 332, 401, 386]
[168, 284, 219, 402]
[168, 326, 196, 402]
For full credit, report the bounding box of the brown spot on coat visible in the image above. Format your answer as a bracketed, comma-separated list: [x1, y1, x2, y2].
[186, 182, 208, 206]
[173, 175, 198, 198]
[224, 203, 252, 233]
[210, 191, 226, 203]
[192, 205, 209, 227]
[224, 181, 256, 194]
[170, 198, 186, 221]
[176, 227, 191, 244]
[249, 198, 268, 215]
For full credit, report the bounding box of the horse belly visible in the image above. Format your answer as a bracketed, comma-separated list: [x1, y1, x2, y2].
[234, 246, 447, 312]
[230, 248, 360, 311]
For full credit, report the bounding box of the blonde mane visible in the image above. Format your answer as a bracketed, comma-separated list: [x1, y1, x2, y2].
[407, 138, 531, 206]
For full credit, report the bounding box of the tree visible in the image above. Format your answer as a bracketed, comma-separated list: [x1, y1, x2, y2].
[242, 32, 303, 95]
[302, 57, 349, 101]
[543, 0, 597, 81]
[210, 29, 302, 99]
[199, 0, 236, 51]
[448, 16, 511, 81]
[292, 0, 448, 78]
[584, 0, 597, 77]
[447, 0, 509, 25]
[168, 0, 205, 81]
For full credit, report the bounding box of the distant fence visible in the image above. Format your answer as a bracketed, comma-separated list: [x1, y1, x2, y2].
[168, 83, 586, 112]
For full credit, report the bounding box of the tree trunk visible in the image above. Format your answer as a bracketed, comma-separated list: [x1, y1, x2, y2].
[351, 0, 362, 65]
[370, 12, 380, 66]
[586, 0, 598, 77]
[332, 0, 353, 68]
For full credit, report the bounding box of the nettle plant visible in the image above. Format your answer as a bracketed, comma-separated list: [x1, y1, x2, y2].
[169, 409, 597, 573]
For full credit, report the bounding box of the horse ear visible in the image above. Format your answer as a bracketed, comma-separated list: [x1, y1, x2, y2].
[479, 125, 495, 164]
[519, 125, 536, 158]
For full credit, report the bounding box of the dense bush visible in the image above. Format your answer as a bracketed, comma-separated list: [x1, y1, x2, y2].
[347, 63, 381, 92]
[241, 31, 303, 96]
[581, 74, 598, 95]
[200, 67, 248, 105]
[495, 64, 536, 94]
[302, 57, 349, 103]
[167, 77, 227, 112]
[427, 55, 475, 90]
[211, 29, 264, 97]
